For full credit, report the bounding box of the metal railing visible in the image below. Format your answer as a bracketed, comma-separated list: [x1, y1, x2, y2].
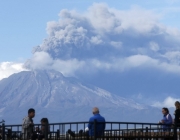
[0, 120, 179, 140]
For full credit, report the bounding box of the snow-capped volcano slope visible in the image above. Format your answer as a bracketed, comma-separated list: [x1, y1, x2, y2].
[0, 70, 161, 124]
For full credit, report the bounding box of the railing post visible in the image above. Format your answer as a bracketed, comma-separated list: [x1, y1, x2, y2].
[94, 119, 97, 140]
[44, 123, 48, 140]
[145, 127, 148, 140]
[174, 124, 177, 140]
[2, 120, 5, 140]
[57, 129, 60, 139]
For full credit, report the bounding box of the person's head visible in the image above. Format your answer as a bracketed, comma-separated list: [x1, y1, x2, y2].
[35, 127, 39, 131]
[41, 118, 49, 124]
[92, 107, 99, 115]
[175, 101, 180, 109]
[162, 107, 169, 115]
[28, 108, 35, 118]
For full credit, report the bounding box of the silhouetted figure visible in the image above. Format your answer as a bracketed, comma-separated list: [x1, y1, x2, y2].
[22, 108, 36, 140]
[174, 101, 180, 127]
[33, 127, 40, 139]
[38, 118, 49, 140]
[67, 129, 75, 137]
[0, 125, 2, 139]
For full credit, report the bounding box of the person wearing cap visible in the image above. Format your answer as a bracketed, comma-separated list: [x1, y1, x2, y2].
[88, 107, 106, 136]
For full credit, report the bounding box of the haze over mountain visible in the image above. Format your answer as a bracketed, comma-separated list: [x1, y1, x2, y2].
[0, 70, 163, 124]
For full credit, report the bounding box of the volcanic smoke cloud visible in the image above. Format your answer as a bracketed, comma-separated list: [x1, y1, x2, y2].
[24, 3, 180, 76]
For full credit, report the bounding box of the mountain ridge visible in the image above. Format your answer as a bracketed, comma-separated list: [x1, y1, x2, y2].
[0, 70, 161, 124]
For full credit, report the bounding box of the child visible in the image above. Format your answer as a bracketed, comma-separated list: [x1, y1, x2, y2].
[38, 118, 49, 140]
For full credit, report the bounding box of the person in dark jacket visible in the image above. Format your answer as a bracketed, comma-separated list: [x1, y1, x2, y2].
[159, 107, 173, 131]
[38, 118, 50, 140]
[88, 107, 106, 137]
[0, 125, 2, 139]
[174, 101, 180, 127]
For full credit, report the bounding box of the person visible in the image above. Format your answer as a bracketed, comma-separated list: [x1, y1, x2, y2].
[38, 118, 50, 140]
[35, 127, 40, 134]
[33, 127, 40, 139]
[0, 125, 2, 139]
[174, 101, 180, 127]
[22, 108, 36, 140]
[159, 107, 173, 131]
[88, 107, 106, 137]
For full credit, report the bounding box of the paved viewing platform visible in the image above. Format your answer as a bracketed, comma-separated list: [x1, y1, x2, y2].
[0, 120, 180, 140]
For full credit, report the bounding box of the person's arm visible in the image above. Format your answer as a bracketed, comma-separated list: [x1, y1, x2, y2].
[88, 118, 93, 129]
[175, 110, 180, 124]
[22, 117, 31, 129]
[175, 110, 178, 124]
[103, 118, 106, 130]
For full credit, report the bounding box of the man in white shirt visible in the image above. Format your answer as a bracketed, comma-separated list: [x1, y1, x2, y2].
[22, 108, 35, 140]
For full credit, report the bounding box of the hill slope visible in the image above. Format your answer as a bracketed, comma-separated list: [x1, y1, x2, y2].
[0, 70, 161, 124]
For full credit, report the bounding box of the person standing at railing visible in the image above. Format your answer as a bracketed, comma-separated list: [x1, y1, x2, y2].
[174, 101, 180, 127]
[159, 107, 173, 131]
[38, 118, 50, 140]
[88, 107, 106, 137]
[22, 108, 36, 140]
[0, 125, 2, 139]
